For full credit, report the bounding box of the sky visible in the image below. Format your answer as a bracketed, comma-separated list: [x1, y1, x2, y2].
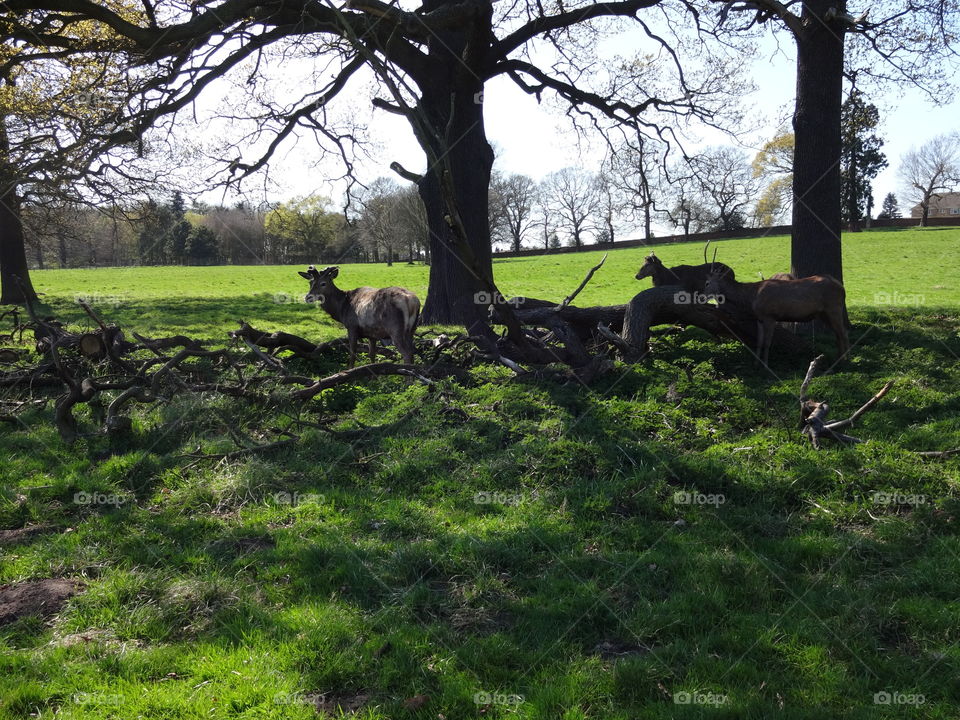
[193, 21, 959, 238]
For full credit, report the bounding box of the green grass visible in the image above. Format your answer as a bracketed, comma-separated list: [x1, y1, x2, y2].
[28, 226, 960, 339]
[2, 226, 959, 718]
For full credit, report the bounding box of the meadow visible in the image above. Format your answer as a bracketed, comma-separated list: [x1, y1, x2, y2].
[1, 226, 959, 718]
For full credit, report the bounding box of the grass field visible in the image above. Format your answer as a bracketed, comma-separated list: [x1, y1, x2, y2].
[2, 227, 959, 718]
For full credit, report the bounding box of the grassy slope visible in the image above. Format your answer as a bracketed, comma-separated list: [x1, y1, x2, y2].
[1, 227, 959, 719]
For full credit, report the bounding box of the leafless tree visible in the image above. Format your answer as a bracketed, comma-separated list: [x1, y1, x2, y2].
[593, 171, 626, 244]
[392, 184, 428, 263]
[531, 184, 557, 252]
[690, 147, 759, 232]
[356, 177, 404, 265]
[607, 137, 665, 240]
[492, 172, 538, 252]
[898, 134, 960, 226]
[203, 205, 269, 265]
[544, 167, 601, 248]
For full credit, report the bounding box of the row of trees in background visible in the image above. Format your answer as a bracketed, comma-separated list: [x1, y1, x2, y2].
[23, 187, 421, 269]
[19, 123, 959, 269]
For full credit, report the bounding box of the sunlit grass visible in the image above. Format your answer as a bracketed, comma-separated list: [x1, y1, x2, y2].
[2, 228, 959, 718]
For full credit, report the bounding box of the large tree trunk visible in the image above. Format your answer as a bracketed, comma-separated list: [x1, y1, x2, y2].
[1, 112, 38, 304]
[0, 123, 38, 308]
[0, 181, 36, 304]
[416, 6, 495, 335]
[791, 0, 846, 282]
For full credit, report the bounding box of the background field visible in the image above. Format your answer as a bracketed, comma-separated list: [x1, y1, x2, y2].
[28, 226, 960, 341]
[2, 227, 959, 719]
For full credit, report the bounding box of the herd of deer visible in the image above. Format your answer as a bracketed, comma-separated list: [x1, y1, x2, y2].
[297, 243, 850, 369]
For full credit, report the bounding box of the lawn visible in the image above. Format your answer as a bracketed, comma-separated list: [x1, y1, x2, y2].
[1, 226, 959, 719]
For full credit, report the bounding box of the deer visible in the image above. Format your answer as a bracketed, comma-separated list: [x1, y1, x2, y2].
[635, 245, 735, 294]
[704, 267, 849, 366]
[298, 265, 420, 367]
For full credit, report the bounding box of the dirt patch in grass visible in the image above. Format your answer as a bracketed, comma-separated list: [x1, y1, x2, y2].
[313, 692, 371, 716]
[0, 578, 82, 625]
[591, 639, 651, 660]
[0, 525, 53, 546]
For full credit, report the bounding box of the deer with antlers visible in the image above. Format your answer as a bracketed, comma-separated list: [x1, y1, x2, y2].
[704, 265, 849, 366]
[298, 265, 420, 367]
[635, 241, 736, 293]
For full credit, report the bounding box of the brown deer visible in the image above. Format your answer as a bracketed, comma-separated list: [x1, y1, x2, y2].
[298, 265, 420, 367]
[704, 268, 849, 366]
[635, 251, 735, 293]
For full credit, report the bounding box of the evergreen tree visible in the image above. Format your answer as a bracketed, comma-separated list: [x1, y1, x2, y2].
[169, 192, 191, 264]
[187, 226, 218, 265]
[877, 193, 901, 219]
[840, 89, 887, 231]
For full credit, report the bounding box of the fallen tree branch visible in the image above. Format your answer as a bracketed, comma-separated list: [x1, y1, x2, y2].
[798, 356, 895, 449]
[560, 253, 607, 308]
[916, 449, 960, 459]
[293, 362, 471, 400]
[824, 380, 895, 431]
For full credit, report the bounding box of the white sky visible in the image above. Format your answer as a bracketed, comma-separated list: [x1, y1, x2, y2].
[193, 24, 959, 236]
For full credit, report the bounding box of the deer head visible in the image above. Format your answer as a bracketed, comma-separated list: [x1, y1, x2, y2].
[703, 266, 728, 296]
[635, 253, 662, 280]
[298, 265, 339, 303]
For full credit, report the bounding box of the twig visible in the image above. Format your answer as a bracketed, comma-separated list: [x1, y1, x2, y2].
[241, 337, 287, 374]
[916, 449, 960, 459]
[293, 362, 471, 400]
[560, 253, 607, 309]
[179, 434, 300, 469]
[77, 300, 108, 331]
[799, 354, 824, 403]
[596, 322, 631, 357]
[823, 380, 895, 431]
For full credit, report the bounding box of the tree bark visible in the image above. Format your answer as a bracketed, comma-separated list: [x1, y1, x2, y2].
[0, 140, 37, 307]
[790, 0, 846, 282]
[1, 111, 38, 304]
[416, 6, 495, 336]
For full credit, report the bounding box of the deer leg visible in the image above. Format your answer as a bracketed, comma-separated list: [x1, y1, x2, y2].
[368, 338, 377, 365]
[397, 333, 414, 366]
[829, 312, 850, 361]
[346, 329, 358, 368]
[760, 318, 775, 366]
[755, 320, 765, 365]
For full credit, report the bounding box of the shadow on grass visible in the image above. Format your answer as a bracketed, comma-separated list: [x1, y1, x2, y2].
[2, 307, 959, 717]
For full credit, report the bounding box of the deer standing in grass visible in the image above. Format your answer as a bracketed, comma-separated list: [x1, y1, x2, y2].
[704, 268, 849, 366]
[298, 265, 420, 367]
[635, 251, 736, 293]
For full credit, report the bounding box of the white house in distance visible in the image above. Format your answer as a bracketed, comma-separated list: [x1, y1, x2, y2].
[911, 191, 960, 218]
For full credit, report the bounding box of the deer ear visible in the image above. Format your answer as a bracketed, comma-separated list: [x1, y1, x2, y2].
[327, 266, 339, 278]
[298, 271, 311, 279]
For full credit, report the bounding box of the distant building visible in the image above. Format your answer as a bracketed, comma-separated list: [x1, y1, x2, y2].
[911, 191, 960, 218]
